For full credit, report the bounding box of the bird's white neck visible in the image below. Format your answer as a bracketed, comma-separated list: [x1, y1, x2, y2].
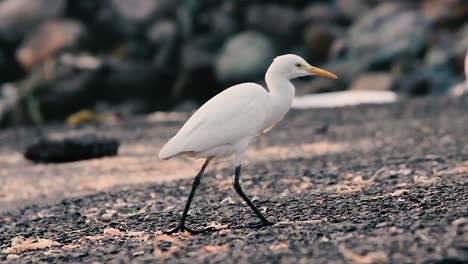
[263, 67, 295, 129]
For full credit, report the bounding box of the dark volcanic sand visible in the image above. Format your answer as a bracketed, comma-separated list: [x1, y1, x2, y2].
[1, 96, 468, 263]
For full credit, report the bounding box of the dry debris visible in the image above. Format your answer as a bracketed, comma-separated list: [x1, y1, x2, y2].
[2, 237, 61, 253]
[389, 189, 410, 196]
[62, 244, 81, 250]
[127, 231, 145, 237]
[269, 242, 289, 250]
[413, 175, 439, 185]
[333, 168, 386, 194]
[339, 246, 387, 264]
[102, 209, 117, 218]
[43, 249, 61, 256]
[178, 231, 193, 239]
[435, 166, 468, 176]
[204, 221, 229, 231]
[103, 228, 125, 237]
[80, 228, 125, 242]
[276, 219, 324, 226]
[201, 245, 228, 253]
[6, 254, 20, 260]
[153, 232, 186, 260]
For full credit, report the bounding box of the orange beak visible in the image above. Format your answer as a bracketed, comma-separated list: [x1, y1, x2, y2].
[307, 66, 338, 79]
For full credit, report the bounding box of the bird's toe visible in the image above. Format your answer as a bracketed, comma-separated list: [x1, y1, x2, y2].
[164, 225, 202, 235]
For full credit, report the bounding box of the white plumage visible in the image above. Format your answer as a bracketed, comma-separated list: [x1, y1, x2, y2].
[159, 54, 337, 234]
[159, 54, 337, 165]
[159, 83, 269, 161]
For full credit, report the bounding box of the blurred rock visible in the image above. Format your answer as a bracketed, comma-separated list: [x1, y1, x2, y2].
[425, 48, 451, 68]
[95, 100, 148, 118]
[215, 31, 275, 83]
[246, 4, 301, 39]
[147, 19, 177, 46]
[171, 100, 199, 112]
[0, 0, 65, 42]
[206, 8, 239, 37]
[304, 23, 342, 62]
[98, 59, 177, 110]
[147, 19, 178, 67]
[323, 59, 371, 84]
[449, 49, 468, 97]
[350, 73, 394, 91]
[348, 3, 430, 68]
[181, 34, 223, 71]
[422, 0, 468, 27]
[66, 0, 102, 22]
[336, 0, 371, 20]
[24, 135, 119, 163]
[295, 78, 346, 96]
[38, 66, 108, 120]
[454, 23, 468, 74]
[399, 68, 454, 96]
[450, 81, 468, 97]
[16, 19, 86, 69]
[110, 0, 177, 23]
[397, 50, 456, 96]
[302, 3, 346, 24]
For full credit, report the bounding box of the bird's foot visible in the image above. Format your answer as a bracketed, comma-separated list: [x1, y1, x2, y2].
[164, 225, 202, 235]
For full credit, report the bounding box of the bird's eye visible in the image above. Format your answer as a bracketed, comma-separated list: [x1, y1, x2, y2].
[295, 63, 302, 68]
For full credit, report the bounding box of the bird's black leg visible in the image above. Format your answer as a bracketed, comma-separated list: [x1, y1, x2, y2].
[165, 158, 211, 234]
[233, 165, 273, 227]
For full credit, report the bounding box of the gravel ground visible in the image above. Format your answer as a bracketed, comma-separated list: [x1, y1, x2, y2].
[1, 96, 468, 263]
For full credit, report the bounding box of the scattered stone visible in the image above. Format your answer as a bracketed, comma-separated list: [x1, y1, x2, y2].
[215, 31, 275, 83]
[24, 135, 120, 163]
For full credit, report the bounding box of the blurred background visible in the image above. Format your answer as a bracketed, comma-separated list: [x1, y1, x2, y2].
[0, 0, 467, 127]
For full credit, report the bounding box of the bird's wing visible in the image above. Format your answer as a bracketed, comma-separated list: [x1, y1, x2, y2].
[159, 83, 270, 158]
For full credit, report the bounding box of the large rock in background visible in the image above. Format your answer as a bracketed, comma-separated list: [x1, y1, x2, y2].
[16, 19, 86, 69]
[303, 23, 343, 62]
[422, 0, 468, 27]
[0, 0, 466, 126]
[302, 3, 346, 24]
[110, 0, 177, 23]
[215, 31, 275, 83]
[246, 4, 301, 39]
[335, 0, 372, 20]
[454, 23, 468, 74]
[0, 0, 65, 42]
[347, 3, 430, 68]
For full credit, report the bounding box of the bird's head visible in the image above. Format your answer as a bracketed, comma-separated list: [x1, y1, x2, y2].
[269, 54, 337, 80]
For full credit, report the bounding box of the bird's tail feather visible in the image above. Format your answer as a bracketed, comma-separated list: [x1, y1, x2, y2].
[158, 136, 184, 159]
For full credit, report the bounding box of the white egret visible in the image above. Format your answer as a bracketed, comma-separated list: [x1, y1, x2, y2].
[159, 54, 337, 234]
